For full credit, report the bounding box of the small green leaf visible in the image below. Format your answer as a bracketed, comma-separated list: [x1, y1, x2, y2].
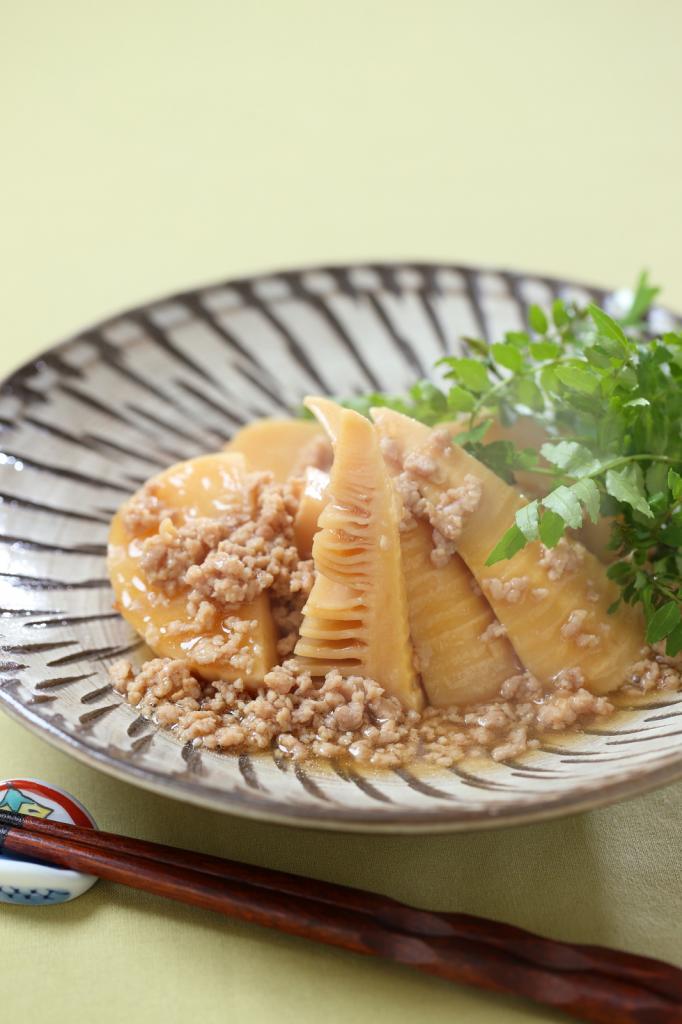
[620, 271, 660, 327]
[668, 468, 682, 500]
[474, 441, 516, 483]
[513, 447, 539, 470]
[555, 365, 599, 394]
[666, 621, 682, 657]
[571, 478, 601, 524]
[515, 500, 540, 540]
[454, 418, 493, 445]
[540, 366, 560, 393]
[645, 602, 681, 645]
[513, 378, 545, 411]
[642, 588, 655, 622]
[446, 386, 475, 412]
[539, 509, 565, 547]
[505, 331, 530, 349]
[552, 299, 569, 327]
[540, 440, 601, 476]
[594, 337, 628, 361]
[662, 523, 682, 546]
[491, 343, 523, 373]
[530, 340, 561, 360]
[409, 380, 447, 412]
[585, 347, 613, 370]
[605, 466, 654, 517]
[529, 304, 548, 334]
[542, 485, 583, 529]
[617, 367, 639, 390]
[634, 571, 649, 591]
[607, 561, 634, 584]
[485, 524, 527, 565]
[460, 338, 489, 357]
[443, 358, 490, 393]
[588, 304, 631, 353]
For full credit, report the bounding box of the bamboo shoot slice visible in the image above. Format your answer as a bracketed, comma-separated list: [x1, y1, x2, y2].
[371, 408, 643, 695]
[108, 452, 277, 684]
[295, 398, 423, 710]
[293, 466, 329, 558]
[225, 418, 330, 481]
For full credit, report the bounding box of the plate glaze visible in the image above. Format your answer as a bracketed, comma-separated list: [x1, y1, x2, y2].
[1, 262, 682, 833]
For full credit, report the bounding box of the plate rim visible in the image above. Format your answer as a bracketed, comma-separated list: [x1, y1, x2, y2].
[1, 258, 681, 833]
[3, 686, 682, 833]
[0, 259, 614, 389]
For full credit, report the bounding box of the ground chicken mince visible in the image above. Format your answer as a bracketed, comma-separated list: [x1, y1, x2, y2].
[120, 488, 179, 536]
[389, 427, 482, 568]
[290, 434, 333, 477]
[110, 648, 680, 768]
[538, 537, 585, 581]
[139, 472, 301, 611]
[482, 576, 529, 604]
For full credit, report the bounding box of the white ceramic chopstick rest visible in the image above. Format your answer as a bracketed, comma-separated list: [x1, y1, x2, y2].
[0, 778, 98, 905]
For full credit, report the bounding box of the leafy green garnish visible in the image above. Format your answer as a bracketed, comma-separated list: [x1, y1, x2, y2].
[302, 271, 682, 653]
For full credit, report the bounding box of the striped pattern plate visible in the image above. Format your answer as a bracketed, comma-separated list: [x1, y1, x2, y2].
[1, 262, 681, 833]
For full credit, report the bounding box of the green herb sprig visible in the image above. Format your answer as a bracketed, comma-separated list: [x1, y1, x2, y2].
[305, 273, 682, 654]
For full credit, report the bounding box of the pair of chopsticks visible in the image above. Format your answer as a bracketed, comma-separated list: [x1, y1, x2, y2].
[1, 810, 680, 1024]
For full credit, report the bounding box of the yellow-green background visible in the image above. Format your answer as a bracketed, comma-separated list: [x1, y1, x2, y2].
[1, 2, 681, 1022]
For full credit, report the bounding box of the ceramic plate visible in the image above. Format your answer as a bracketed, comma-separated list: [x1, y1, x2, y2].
[2, 262, 682, 833]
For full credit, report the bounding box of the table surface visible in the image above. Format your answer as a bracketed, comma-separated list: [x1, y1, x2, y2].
[2, 3, 682, 1022]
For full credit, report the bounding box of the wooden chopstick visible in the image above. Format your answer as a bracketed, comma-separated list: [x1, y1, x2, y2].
[1, 812, 680, 1024]
[1, 809, 679, 1004]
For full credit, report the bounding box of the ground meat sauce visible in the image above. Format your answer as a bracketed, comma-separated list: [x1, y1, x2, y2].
[290, 434, 333, 477]
[140, 473, 301, 611]
[392, 427, 483, 568]
[110, 422, 681, 771]
[110, 649, 679, 769]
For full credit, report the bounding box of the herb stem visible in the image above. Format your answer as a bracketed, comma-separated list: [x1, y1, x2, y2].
[586, 454, 678, 477]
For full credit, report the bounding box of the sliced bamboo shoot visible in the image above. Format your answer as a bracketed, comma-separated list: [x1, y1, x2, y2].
[225, 418, 329, 481]
[293, 466, 329, 559]
[295, 397, 423, 710]
[371, 408, 643, 695]
[400, 520, 519, 706]
[108, 452, 277, 684]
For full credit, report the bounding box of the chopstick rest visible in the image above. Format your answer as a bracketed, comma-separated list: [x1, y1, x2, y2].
[0, 778, 98, 905]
